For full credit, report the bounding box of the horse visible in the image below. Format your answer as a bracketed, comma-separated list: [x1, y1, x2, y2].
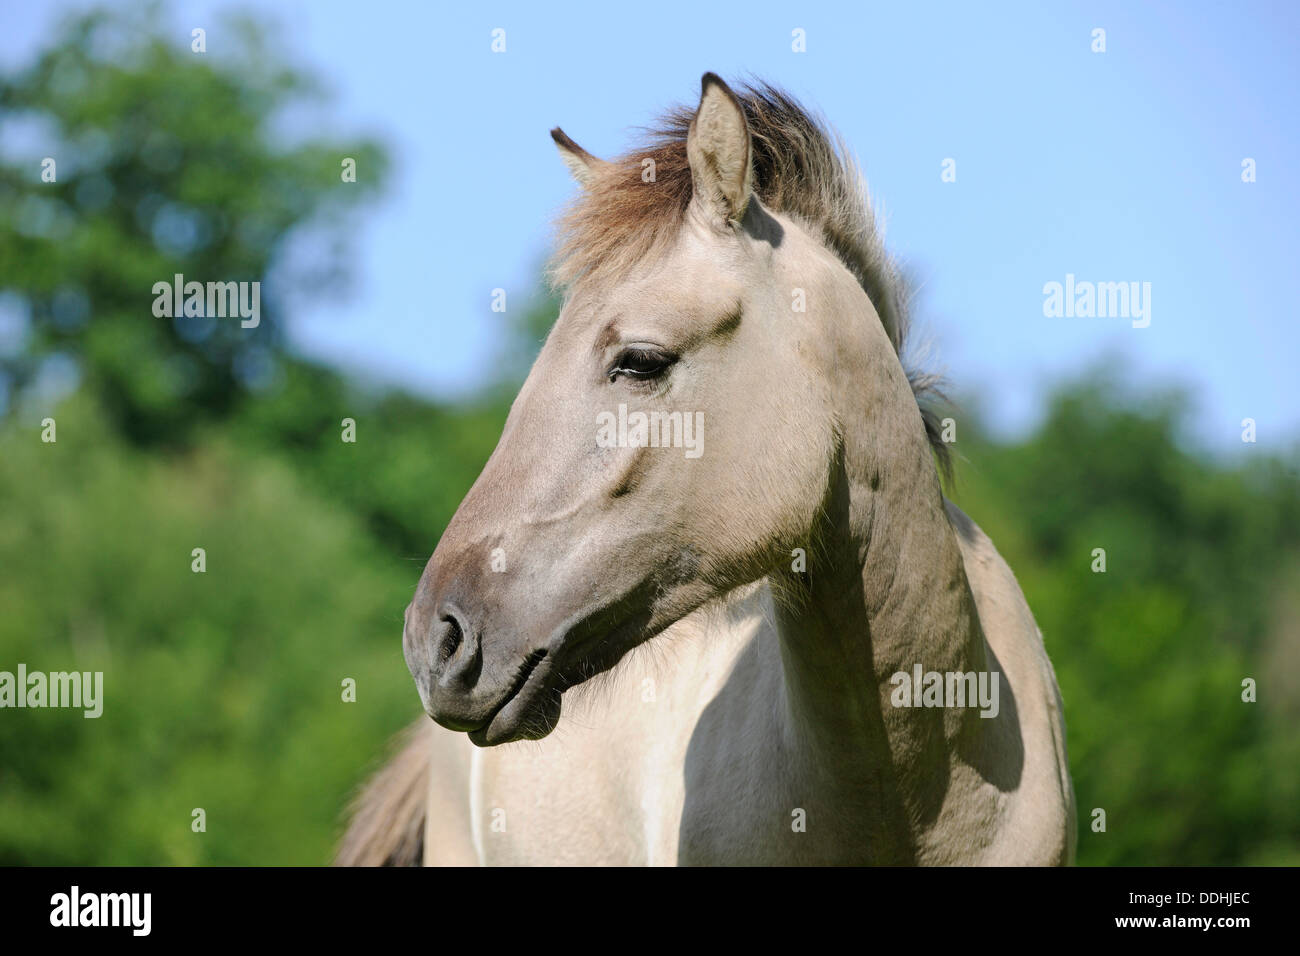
[336, 74, 1076, 866]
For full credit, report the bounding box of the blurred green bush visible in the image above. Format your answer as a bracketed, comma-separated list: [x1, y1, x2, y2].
[0, 391, 420, 864]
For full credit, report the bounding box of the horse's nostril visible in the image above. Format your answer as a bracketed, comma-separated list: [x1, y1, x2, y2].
[429, 606, 483, 700]
[438, 614, 463, 664]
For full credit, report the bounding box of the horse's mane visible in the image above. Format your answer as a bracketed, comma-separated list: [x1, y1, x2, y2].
[549, 79, 951, 478]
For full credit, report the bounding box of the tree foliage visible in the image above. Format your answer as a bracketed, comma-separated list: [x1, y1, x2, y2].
[0, 5, 386, 444]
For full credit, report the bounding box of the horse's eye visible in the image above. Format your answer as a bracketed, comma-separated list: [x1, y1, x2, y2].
[610, 347, 676, 381]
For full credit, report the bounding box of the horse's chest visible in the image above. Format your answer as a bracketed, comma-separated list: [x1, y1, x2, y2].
[468, 698, 693, 865]
[468, 622, 773, 865]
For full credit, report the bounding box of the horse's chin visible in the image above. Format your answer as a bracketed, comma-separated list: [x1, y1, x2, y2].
[465, 657, 563, 747]
[462, 606, 670, 746]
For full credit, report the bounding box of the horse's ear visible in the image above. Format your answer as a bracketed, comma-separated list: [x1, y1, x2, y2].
[686, 73, 753, 224]
[551, 127, 606, 187]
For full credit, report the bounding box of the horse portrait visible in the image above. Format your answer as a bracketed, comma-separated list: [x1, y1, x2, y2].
[338, 73, 1075, 867]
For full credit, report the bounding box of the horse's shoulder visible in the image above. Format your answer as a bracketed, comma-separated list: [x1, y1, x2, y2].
[944, 498, 1037, 636]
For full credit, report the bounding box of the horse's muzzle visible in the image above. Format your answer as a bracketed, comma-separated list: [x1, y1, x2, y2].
[403, 600, 562, 744]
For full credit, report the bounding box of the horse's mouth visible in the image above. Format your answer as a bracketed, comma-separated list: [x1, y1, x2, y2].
[462, 602, 658, 746]
[467, 649, 561, 747]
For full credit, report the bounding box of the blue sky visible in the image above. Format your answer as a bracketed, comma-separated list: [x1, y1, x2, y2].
[3, 0, 1298, 447]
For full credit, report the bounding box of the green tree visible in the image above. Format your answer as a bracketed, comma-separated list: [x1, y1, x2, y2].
[0, 5, 386, 444]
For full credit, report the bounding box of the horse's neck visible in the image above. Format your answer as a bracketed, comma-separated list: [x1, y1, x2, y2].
[770, 373, 987, 845]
